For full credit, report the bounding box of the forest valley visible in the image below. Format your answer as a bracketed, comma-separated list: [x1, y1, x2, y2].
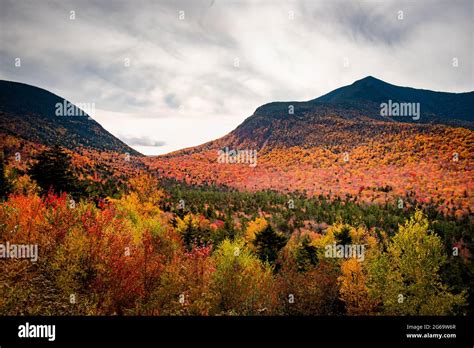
[0, 132, 472, 316]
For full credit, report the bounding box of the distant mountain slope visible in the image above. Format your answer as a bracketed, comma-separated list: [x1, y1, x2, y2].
[0, 80, 141, 155]
[189, 76, 474, 151]
[316, 76, 474, 122]
[147, 76, 473, 211]
[253, 76, 474, 124]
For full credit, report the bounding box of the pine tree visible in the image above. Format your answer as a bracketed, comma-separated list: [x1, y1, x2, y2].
[253, 224, 287, 264]
[334, 225, 352, 245]
[0, 151, 11, 200]
[295, 235, 318, 271]
[28, 145, 80, 197]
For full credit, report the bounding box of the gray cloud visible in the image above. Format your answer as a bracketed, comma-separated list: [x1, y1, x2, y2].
[164, 93, 181, 109]
[0, 0, 472, 155]
[118, 135, 166, 147]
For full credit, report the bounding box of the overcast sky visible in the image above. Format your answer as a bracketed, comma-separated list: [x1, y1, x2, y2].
[1, 0, 473, 155]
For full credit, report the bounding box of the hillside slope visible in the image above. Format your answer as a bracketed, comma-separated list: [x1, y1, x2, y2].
[146, 77, 473, 213]
[0, 80, 141, 155]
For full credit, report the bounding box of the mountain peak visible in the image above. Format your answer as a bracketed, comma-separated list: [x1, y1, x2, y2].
[352, 75, 385, 85]
[251, 76, 473, 130]
[356, 75, 380, 81]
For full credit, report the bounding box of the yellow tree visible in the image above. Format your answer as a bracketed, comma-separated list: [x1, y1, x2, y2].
[244, 217, 267, 245]
[211, 239, 277, 315]
[367, 211, 466, 315]
[338, 258, 377, 315]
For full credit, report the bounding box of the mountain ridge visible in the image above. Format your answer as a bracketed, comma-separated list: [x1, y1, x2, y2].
[161, 76, 473, 158]
[0, 77, 472, 158]
[0, 80, 141, 156]
[144, 76, 473, 212]
[252, 76, 473, 125]
[219, 76, 474, 150]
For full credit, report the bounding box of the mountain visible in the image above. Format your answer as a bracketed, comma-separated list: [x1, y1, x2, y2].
[146, 76, 473, 211]
[0, 80, 141, 155]
[190, 76, 473, 151]
[254, 76, 474, 123]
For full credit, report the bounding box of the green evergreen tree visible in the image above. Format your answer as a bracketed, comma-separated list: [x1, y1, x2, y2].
[0, 151, 11, 200]
[253, 224, 287, 264]
[295, 235, 318, 271]
[224, 213, 235, 240]
[334, 225, 352, 245]
[28, 145, 80, 197]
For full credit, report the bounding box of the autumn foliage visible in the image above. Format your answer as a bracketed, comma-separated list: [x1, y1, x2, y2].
[0, 127, 471, 316]
[0, 175, 468, 316]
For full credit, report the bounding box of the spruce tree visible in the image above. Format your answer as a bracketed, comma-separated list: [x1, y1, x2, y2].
[0, 151, 11, 200]
[253, 224, 287, 264]
[28, 145, 80, 196]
